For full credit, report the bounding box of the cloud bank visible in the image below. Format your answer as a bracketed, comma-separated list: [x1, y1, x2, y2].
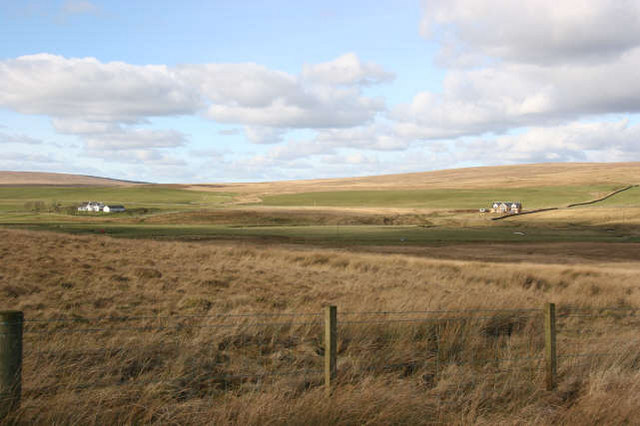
[2, 1, 640, 180]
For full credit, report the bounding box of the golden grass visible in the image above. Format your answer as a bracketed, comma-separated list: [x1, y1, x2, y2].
[187, 162, 640, 198]
[508, 206, 640, 226]
[0, 171, 140, 186]
[2, 228, 640, 424]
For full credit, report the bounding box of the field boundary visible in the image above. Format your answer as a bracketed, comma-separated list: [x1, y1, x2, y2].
[566, 184, 637, 207]
[492, 184, 637, 221]
[2, 302, 638, 416]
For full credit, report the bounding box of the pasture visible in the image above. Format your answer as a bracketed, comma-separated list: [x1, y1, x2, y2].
[261, 185, 620, 209]
[0, 185, 234, 215]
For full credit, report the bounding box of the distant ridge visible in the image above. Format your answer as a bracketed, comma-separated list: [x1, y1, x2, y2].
[188, 161, 640, 195]
[0, 171, 149, 186]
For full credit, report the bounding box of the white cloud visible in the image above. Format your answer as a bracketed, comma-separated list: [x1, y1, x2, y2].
[83, 129, 187, 150]
[0, 131, 43, 144]
[244, 126, 285, 144]
[393, 44, 640, 140]
[217, 128, 241, 136]
[52, 117, 187, 151]
[182, 61, 385, 128]
[421, 0, 640, 65]
[51, 118, 120, 134]
[302, 53, 395, 86]
[311, 125, 410, 151]
[2, 152, 57, 163]
[457, 119, 640, 164]
[391, 0, 640, 148]
[61, 0, 101, 16]
[0, 54, 199, 122]
[84, 149, 187, 166]
[0, 53, 390, 157]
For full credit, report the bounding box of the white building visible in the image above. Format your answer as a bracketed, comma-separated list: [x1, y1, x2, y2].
[77, 201, 104, 212]
[77, 202, 125, 213]
[491, 201, 522, 214]
[103, 205, 126, 213]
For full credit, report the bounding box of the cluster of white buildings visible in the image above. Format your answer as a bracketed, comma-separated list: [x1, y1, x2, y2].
[77, 201, 126, 213]
[490, 201, 522, 214]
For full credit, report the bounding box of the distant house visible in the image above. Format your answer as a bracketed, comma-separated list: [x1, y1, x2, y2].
[103, 205, 126, 213]
[77, 201, 125, 213]
[77, 201, 104, 212]
[491, 201, 522, 215]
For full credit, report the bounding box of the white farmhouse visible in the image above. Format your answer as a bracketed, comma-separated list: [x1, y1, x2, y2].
[77, 201, 125, 213]
[490, 201, 522, 214]
[77, 201, 104, 212]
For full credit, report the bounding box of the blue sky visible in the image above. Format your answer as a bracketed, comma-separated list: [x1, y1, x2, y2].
[1, 0, 639, 183]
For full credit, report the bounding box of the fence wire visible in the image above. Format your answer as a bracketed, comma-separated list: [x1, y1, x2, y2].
[12, 304, 640, 407]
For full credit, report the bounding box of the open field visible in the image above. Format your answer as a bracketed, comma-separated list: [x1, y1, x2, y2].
[0, 185, 234, 214]
[2, 164, 640, 423]
[0, 164, 638, 252]
[5, 221, 640, 246]
[261, 185, 620, 209]
[2, 228, 640, 424]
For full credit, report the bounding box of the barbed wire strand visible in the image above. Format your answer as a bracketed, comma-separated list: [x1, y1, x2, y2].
[23, 312, 325, 323]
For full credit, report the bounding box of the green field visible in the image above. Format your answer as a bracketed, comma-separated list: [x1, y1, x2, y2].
[2, 182, 639, 245]
[0, 186, 234, 213]
[6, 222, 639, 245]
[261, 185, 620, 209]
[594, 186, 640, 207]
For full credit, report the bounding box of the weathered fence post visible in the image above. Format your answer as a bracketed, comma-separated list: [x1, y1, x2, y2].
[544, 303, 557, 391]
[0, 311, 23, 418]
[324, 305, 337, 397]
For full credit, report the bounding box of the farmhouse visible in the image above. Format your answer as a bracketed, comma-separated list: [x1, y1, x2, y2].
[77, 201, 104, 212]
[77, 201, 125, 213]
[491, 201, 522, 214]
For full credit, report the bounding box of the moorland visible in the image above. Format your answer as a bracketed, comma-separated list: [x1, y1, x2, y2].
[1, 162, 640, 424]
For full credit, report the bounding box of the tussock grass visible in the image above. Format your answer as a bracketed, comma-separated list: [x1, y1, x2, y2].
[1, 228, 640, 424]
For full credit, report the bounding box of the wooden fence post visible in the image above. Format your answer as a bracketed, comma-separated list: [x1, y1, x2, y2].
[0, 311, 23, 418]
[324, 305, 337, 397]
[544, 303, 557, 391]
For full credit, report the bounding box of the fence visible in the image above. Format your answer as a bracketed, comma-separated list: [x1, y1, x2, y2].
[1, 303, 639, 418]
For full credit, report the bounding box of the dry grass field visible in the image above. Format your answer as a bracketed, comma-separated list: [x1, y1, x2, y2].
[187, 162, 640, 200]
[0, 171, 143, 187]
[2, 228, 640, 424]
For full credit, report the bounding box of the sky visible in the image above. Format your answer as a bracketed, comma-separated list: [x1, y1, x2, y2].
[1, 0, 640, 183]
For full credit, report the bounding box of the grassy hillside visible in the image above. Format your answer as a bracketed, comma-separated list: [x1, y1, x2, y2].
[0, 171, 143, 186]
[1, 164, 638, 245]
[188, 162, 640, 198]
[0, 186, 234, 213]
[596, 185, 640, 207]
[2, 229, 640, 424]
[261, 185, 619, 209]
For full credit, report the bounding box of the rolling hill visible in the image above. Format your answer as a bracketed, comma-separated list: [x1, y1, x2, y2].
[188, 162, 640, 198]
[0, 171, 145, 186]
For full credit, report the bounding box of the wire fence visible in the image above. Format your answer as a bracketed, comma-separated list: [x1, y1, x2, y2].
[2, 304, 639, 413]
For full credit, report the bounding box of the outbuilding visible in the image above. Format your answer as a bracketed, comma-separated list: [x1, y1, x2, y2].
[103, 205, 126, 213]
